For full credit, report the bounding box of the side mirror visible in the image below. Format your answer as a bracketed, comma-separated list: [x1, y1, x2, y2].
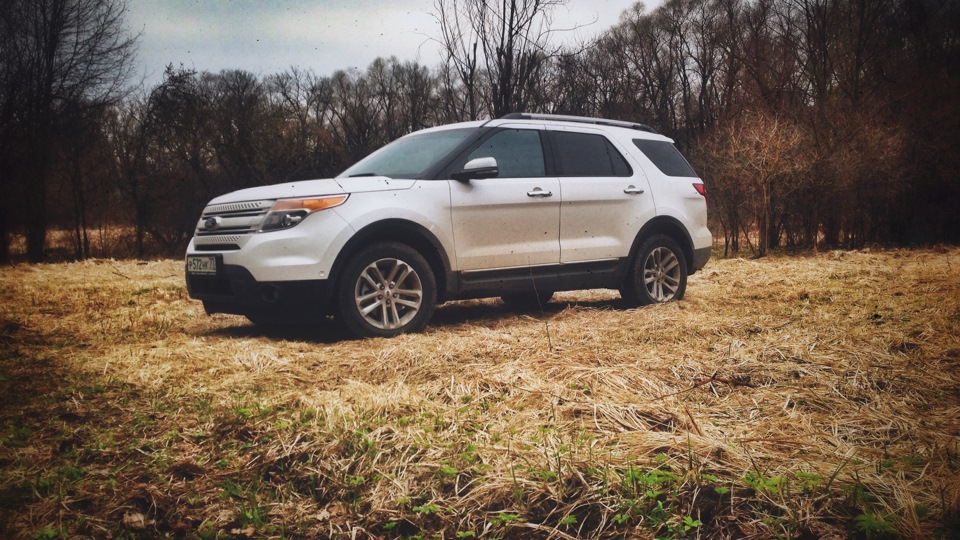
[452, 157, 499, 181]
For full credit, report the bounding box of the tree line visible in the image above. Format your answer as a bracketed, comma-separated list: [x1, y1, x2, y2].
[1, 0, 957, 263]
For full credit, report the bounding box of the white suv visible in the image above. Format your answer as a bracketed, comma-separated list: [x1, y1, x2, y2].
[185, 113, 711, 337]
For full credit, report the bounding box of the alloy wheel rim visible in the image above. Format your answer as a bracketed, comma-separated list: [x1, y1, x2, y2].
[354, 258, 423, 330]
[643, 247, 681, 302]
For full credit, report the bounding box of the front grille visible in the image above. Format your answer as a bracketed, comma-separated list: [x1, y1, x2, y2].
[194, 200, 273, 237]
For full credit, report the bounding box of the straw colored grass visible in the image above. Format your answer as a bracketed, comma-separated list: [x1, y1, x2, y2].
[1, 248, 958, 538]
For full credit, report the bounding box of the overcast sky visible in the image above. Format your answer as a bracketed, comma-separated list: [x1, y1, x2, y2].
[126, 0, 649, 87]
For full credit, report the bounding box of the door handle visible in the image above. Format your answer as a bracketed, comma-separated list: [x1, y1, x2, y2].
[624, 185, 645, 195]
[527, 188, 553, 197]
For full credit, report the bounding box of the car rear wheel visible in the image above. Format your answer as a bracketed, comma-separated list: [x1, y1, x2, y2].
[621, 234, 687, 306]
[336, 242, 436, 338]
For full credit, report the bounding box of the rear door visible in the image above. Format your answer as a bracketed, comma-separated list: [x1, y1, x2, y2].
[548, 127, 657, 263]
[449, 127, 560, 271]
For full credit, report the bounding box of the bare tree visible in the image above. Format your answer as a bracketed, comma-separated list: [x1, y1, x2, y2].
[143, 66, 218, 252]
[106, 98, 151, 258]
[367, 57, 406, 141]
[611, 3, 684, 135]
[330, 69, 380, 164]
[2, 0, 953, 261]
[57, 103, 114, 259]
[398, 60, 437, 132]
[433, 0, 482, 119]
[433, 0, 567, 118]
[268, 68, 336, 180]
[699, 111, 811, 257]
[213, 69, 282, 188]
[0, 0, 137, 262]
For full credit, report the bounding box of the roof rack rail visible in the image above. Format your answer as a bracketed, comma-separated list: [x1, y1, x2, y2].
[500, 112, 657, 134]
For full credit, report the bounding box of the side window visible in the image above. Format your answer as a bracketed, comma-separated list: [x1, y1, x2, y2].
[632, 139, 698, 177]
[465, 129, 546, 178]
[553, 131, 632, 177]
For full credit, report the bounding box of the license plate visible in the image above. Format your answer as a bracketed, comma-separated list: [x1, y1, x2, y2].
[186, 255, 217, 275]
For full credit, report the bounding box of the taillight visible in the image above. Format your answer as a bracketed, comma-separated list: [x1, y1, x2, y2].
[693, 183, 708, 207]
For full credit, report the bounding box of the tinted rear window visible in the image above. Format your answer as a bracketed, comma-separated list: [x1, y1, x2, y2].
[553, 132, 631, 177]
[633, 139, 697, 177]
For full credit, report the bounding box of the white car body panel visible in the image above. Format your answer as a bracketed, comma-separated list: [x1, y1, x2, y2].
[207, 177, 413, 205]
[547, 125, 659, 263]
[450, 177, 560, 270]
[625, 143, 712, 253]
[191, 179, 457, 283]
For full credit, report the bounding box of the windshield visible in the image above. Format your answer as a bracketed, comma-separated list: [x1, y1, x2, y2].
[338, 128, 475, 179]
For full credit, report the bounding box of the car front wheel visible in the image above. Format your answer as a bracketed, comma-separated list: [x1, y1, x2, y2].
[336, 242, 437, 338]
[621, 234, 688, 306]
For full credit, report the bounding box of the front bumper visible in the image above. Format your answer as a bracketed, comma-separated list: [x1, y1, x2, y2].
[186, 263, 332, 321]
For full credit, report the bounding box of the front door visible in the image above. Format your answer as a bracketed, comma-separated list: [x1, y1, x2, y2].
[449, 127, 560, 271]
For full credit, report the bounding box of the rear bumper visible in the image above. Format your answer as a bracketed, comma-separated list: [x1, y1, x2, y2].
[691, 246, 711, 273]
[186, 263, 331, 321]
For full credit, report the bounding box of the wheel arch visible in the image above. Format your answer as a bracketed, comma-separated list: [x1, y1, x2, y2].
[630, 216, 696, 272]
[330, 219, 453, 303]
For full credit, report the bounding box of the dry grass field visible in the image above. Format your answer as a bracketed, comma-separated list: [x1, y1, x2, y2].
[1, 248, 959, 539]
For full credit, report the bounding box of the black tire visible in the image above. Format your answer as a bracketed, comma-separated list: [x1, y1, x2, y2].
[336, 242, 437, 338]
[621, 234, 688, 307]
[501, 290, 554, 310]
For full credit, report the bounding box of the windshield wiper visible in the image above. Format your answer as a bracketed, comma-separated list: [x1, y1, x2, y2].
[348, 172, 378, 177]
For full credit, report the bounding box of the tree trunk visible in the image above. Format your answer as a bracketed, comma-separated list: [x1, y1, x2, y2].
[0, 205, 9, 264]
[26, 147, 49, 263]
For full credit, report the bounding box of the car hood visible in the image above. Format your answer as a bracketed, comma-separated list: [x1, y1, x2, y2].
[208, 177, 415, 204]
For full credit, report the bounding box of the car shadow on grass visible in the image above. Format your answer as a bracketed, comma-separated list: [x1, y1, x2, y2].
[431, 297, 625, 328]
[201, 315, 346, 343]
[200, 296, 628, 343]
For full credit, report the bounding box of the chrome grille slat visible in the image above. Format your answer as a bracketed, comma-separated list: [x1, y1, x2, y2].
[217, 212, 262, 218]
[193, 235, 242, 244]
[205, 201, 273, 215]
[194, 199, 274, 237]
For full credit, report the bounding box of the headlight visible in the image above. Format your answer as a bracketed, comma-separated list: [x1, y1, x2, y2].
[259, 195, 348, 232]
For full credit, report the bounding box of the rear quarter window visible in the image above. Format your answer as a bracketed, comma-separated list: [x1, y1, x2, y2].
[633, 139, 698, 177]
